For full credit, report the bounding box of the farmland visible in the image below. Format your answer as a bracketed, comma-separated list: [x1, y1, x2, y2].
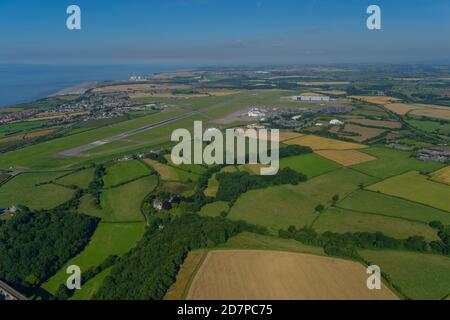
[103, 160, 151, 187]
[284, 135, 366, 150]
[42, 222, 144, 294]
[99, 175, 158, 221]
[431, 166, 450, 184]
[0, 172, 75, 210]
[367, 171, 450, 212]
[359, 250, 450, 300]
[228, 168, 377, 231]
[313, 207, 438, 241]
[339, 190, 450, 224]
[279, 154, 341, 178]
[187, 250, 397, 300]
[56, 167, 95, 189]
[343, 124, 386, 142]
[347, 118, 401, 129]
[315, 149, 376, 166]
[351, 146, 443, 179]
[199, 201, 229, 217]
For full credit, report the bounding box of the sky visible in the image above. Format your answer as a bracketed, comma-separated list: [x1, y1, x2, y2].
[1, 0, 450, 65]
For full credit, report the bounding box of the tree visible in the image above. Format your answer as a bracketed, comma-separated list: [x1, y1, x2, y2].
[315, 204, 325, 213]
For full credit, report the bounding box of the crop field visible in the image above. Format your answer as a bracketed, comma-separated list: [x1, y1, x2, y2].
[56, 167, 95, 188]
[383, 103, 423, 115]
[228, 168, 377, 231]
[297, 81, 350, 86]
[410, 108, 450, 120]
[199, 201, 229, 217]
[315, 149, 376, 166]
[339, 190, 450, 224]
[0, 172, 75, 210]
[42, 222, 144, 294]
[279, 153, 341, 177]
[351, 96, 401, 105]
[99, 175, 158, 222]
[313, 207, 438, 241]
[351, 146, 443, 179]
[406, 119, 442, 133]
[431, 166, 450, 184]
[143, 159, 200, 182]
[343, 124, 386, 142]
[347, 118, 401, 129]
[359, 250, 450, 300]
[103, 160, 151, 187]
[0, 128, 55, 144]
[367, 171, 450, 212]
[284, 134, 367, 150]
[187, 250, 398, 300]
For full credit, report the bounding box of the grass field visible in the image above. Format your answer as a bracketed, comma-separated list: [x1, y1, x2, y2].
[351, 96, 401, 105]
[56, 167, 95, 189]
[70, 267, 113, 300]
[348, 118, 401, 129]
[315, 149, 376, 166]
[0, 120, 47, 137]
[187, 250, 397, 300]
[99, 175, 158, 221]
[431, 166, 450, 185]
[284, 134, 367, 150]
[143, 159, 200, 182]
[103, 160, 151, 187]
[313, 207, 438, 241]
[279, 153, 341, 178]
[359, 250, 450, 300]
[217, 232, 324, 255]
[42, 222, 145, 294]
[0, 172, 75, 210]
[351, 146, 443, 179]
[406, 119, 442, 133]
[199, 201, 229, 217]
[339, 190, 450, 224]
[367, 171, 450, 212]
[228, 168, 378, 232]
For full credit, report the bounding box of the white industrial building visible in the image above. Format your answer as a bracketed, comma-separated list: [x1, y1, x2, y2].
[329, 119, 344, 126]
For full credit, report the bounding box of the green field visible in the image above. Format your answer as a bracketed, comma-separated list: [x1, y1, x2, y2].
[100, 175, 158, 222]
[199, 201, 229, 217]
[103, 160, 151, 187]
[367, 171, 450, 212]
[352, 146, 443, 179]
[359, 250, 450, 300]
[70, 267, 113, 300]
[339, 190, 450, 224]
[0, 172, 75, 210]
[56, 167, 95, 189]
[0, 120, 47, 137]
[42, 222, 145, 294]
[217, 232, 324, 255]
[279, 153, 341, 178]
[228, 168, 378, 232]
[406, 119, 442, 133]
[313, 207, 438, 241]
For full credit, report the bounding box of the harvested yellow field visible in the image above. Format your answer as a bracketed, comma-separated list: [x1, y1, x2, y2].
[315, 149, 376, 166]
[298, 81, 350, 86]
[316, 90, 347, 95]
[351, 96, 400, 105]
[410, 108, 450, 121]
[143, 159, 178, 181]
[280, 131, 304, 142]
[431, 166, 450, 185]
[383, 103, 422, 115]
[284, 135, 367, 150]
[187, 250, 398, 300]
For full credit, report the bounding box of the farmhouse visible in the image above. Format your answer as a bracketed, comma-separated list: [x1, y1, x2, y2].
[330, 119, 344, 126]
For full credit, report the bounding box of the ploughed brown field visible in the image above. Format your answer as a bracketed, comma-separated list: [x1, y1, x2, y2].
[187, 250, 398, 300]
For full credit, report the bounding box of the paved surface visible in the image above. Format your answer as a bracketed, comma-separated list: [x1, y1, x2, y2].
[57, 92, 263, 158]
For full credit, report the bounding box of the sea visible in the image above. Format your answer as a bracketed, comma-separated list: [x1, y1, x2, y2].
[0, 64, 190, 108]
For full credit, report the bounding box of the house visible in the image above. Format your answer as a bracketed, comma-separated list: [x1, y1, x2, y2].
[329, 119, 344, 126]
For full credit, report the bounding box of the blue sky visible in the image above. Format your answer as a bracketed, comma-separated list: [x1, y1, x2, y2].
[1, 0, 449, 65]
